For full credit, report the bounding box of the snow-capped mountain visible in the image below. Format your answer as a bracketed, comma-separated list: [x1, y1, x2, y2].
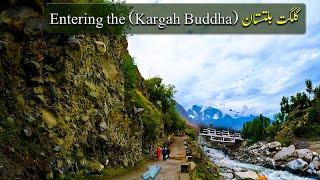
[176, 103, 256, 131]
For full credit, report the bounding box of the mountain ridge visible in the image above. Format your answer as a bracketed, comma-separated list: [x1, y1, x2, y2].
[176, 103, 256, 131]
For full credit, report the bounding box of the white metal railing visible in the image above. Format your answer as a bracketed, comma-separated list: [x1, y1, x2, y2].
[200, 128, 243, 143]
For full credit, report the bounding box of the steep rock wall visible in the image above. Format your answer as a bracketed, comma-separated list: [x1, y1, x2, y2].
[0, 5, 156, 178]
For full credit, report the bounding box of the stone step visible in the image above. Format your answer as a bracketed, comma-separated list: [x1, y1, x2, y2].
[179, 173, 190, 180]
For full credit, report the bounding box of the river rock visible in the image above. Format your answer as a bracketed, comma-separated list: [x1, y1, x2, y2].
[248, 142, 263, 150]
[307, 169, 314, 174]
[309, 160, 320, 170]
[263, 157, 275, 168]
[274, 145, 295, 161]
[296, 149, 313, 162]
[234, 170, 258, 180]
[220, 172, 233, 179]
[233, 167, 243, 172]
[266, 141, 281, 150]
[285, 158, 308, 172]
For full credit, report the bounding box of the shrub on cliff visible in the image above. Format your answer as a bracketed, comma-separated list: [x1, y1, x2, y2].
[144, 77, 176, 112]
[122, 55, 138, 92]
[144, 77, 186, 133]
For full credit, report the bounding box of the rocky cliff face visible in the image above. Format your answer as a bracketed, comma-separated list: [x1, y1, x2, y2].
[0, 4, 163, 179]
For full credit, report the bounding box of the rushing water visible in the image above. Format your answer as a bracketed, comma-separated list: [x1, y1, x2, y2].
[203, 146, 316, 180]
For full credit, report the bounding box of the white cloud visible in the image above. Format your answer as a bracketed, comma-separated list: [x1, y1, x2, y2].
[127, 0, 320, 116]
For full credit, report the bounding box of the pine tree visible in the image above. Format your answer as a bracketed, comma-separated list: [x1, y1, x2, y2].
[305, 79, 313, 99]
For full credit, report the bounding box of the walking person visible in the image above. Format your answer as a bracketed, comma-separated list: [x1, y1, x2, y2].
[167, 147, 171, 159]
[162, 147, 167, 161]
[156, 146, 161, 160]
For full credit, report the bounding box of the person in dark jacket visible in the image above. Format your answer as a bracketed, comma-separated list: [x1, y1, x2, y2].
[167, 147, 171, 159]
[162, 147, 167, 161]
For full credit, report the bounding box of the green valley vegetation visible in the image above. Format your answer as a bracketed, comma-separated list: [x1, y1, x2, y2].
[242, 79, 320, 145]
[242, 114, 271, 143]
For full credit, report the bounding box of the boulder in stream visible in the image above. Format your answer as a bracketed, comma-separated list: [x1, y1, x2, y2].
[296, 149, 313, 162]
[219, 172, 233, 179]
[262, 157, 276, 168]
[285, 158, 308, 172]
[234, 170, 258, 180]
[309, 160, 320, 171]
[274, 145, 295, 161]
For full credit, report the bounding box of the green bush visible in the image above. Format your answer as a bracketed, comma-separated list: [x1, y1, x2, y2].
[144, 77, 186, 133]
[144, 77, 175, 112]
[185, 127, 197, 141]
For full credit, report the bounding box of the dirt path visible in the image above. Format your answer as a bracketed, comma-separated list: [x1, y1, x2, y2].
[115, 136, 189, 180]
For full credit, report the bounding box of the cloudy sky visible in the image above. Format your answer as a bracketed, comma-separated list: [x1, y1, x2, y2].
[126, 0, 320, 117]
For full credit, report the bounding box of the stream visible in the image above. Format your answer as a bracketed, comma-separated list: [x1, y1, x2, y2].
[202, 146, 316, 180]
